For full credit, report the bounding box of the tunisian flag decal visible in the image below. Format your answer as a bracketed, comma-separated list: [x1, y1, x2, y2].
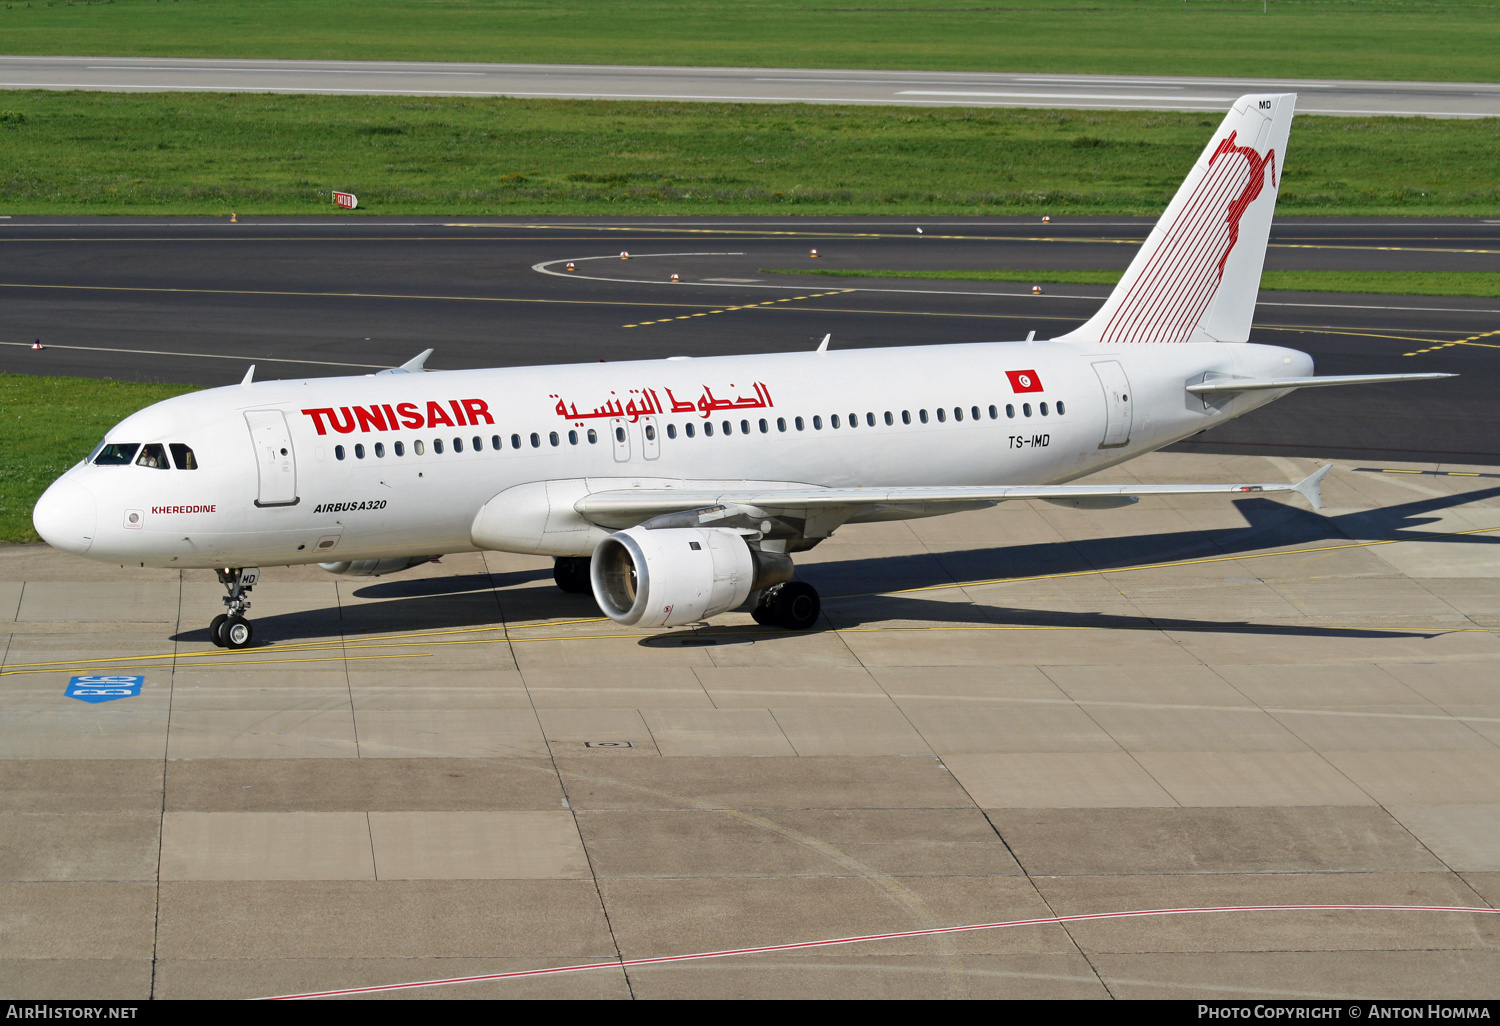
[1006, 369, 1044, 393]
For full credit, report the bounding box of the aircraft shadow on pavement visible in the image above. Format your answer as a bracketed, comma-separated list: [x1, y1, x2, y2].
[171, 488, 1498, 646]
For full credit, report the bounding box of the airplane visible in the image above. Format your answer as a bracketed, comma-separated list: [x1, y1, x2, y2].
[32, 93, 1452, 650]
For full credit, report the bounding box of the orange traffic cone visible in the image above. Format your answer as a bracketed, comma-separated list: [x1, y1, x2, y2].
[809, 248, 819, 258]
[230, 212, 238, 223]
[620, 251, 629, 260]
[566, 262, 575, 272]
[670, 274, 680, 282]
[1041, 215, 1050, 224]
[1032, 286, 1043, 294]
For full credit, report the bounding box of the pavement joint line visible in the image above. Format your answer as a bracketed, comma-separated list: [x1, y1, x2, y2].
[1404, 326, 1500, 357]
[1256, 326, 1466, 346]
[0, 339, 390, 370]
[265, 904, 1500, 1000]
[624, 289, 854, 327]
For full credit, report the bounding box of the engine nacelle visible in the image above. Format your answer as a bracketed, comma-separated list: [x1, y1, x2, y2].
[590, 527, 792, 628]
[318, 555, 440, 577]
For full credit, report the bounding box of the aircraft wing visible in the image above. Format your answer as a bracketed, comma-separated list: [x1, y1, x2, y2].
[575, 465, 1332, 532]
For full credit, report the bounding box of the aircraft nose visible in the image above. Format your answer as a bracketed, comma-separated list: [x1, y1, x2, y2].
[33, 475, 96, 556]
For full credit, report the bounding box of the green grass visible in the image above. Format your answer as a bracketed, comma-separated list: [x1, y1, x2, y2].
[1, 1, 1498, 83]
[1, 92, 1496, 215]
[0, 374, 200, 543]
[761, 268, 1500, 297]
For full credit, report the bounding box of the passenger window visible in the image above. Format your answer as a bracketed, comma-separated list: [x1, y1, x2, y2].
[414, 440, 425, 455]
[953, 408, 962, 422]
[704, 422, 715, 437]
[813, 416, 823, 430]
[1006, 404, 1015, 419]
[492, 435, 501, 450]
[453, 437, 463, 453]
[989, 405, 998, 420]
[394, 441, 405, 457]
[434, 439, 444, 454]
[902, 411, 911, 425]
[795, 417, 804, 431]
[530, 433, 540, 448]
[1057, 401, 1066, 415]
[335, 445, 346, 461]
[169, 443, 198, 470]
[667, 423, 677, 439]
[473, 435, 482, 450]
[615, 426, 626, 443]
[569, 429, 579, 445]
[849, 413, 859, 428]
[777, 417, 787, 432]
[919, 410, 928, 424]
[884, 412, 893, 426]
[759, 418, 768, 434]
[550, 431, 560, 446]
[136, 443, 169, 469]
[374, 442, 385, 458]
[723, 420, 733, 435]
[1040, 402, 1049, 416]
[511, 433, 521, 449]
[1023, 403, 1032, 417]
[686, 423, 696, 438]
[588, 429, 598, 444]
[866, 412, 875, 427]
[645, 424, 656, 441]
[740, 419, 749, 435]
[355, 443, 366, 459]
[830, 415, 840, 429]
[972, 406, 981, 421]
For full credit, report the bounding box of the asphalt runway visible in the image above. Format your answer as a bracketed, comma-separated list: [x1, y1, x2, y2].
[2, 215, 1497, 464]
[2, 56, 1497, 117]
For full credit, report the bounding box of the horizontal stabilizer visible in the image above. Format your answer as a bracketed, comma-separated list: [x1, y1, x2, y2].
[1187, 373, 1455, 395]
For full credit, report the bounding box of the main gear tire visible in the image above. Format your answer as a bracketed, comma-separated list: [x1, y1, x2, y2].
[209, 614, 229, 647]
[553, 556, 592, 594]
[769, 581, 820, 631]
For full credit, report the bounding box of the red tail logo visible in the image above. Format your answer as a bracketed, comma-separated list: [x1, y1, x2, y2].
[1100, 131, 1278, 345]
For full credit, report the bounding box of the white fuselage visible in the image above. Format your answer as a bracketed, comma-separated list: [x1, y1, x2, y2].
[34, 338, 1311, 569]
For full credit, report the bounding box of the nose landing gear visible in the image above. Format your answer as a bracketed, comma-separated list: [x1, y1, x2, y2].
[209, 567, 259, 649]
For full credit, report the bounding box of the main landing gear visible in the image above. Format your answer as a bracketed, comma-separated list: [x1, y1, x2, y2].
[209, 567, 260, 649]
[553, 556, 592, 594]
[751, 581, 821, 631]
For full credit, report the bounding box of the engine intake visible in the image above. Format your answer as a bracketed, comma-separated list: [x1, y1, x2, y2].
[590, 527, 792, 628]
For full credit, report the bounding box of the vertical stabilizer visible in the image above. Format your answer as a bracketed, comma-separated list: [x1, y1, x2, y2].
[1055, 93, 1295, 346]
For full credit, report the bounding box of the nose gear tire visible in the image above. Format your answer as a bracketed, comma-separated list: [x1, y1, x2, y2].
[224, 617, 254, 649]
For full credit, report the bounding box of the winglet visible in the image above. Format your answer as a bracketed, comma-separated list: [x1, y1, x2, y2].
[816, 334, 830, 354]
[377, 348, 435, 375]
[240, 364, 255, 387]
[1293, 464, 1333, 510]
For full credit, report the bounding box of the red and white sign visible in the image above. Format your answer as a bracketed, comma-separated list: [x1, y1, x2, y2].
[1006, 369, 1044, 393]
[333, 191, 358, 210]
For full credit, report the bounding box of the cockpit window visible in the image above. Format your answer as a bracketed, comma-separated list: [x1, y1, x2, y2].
[135, 443, 170, 469]
[169, 443, 199, 470]
[92, 443, 140, 466]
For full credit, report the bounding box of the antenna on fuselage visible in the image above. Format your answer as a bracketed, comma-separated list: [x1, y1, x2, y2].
[816, 334, 830, 354]
[240, 364, 255, 387]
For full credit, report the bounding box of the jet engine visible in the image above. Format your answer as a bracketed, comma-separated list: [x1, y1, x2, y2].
[590, 527, 792, 628]
[318, 555, 441, 577]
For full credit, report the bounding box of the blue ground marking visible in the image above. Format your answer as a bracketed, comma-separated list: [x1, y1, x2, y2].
[66, 675, 144, 704]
